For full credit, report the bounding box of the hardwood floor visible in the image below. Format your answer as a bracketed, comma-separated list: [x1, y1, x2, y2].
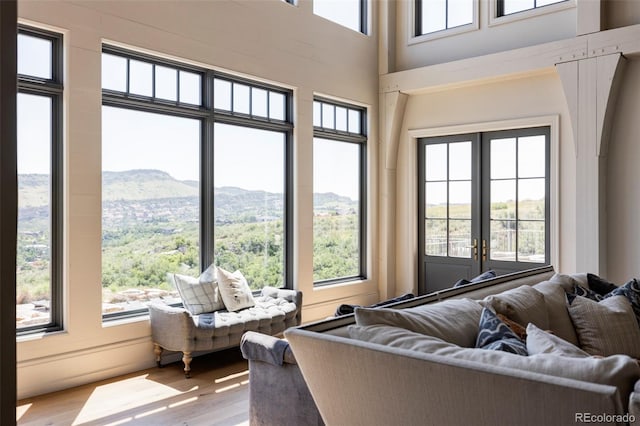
[17, 348, 250, 426]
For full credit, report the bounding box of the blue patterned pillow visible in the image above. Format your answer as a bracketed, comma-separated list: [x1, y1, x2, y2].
[566, 283, 603, 305]
[475, 307, 528, 356]
[604, 278, 640, 326]
[454, 270, 497, 287]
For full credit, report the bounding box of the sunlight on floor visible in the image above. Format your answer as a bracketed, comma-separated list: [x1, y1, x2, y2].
[16, 403, 31, 421]
[72, 373, 198, 425]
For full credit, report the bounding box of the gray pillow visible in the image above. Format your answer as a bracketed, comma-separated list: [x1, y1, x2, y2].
[354, 298, 483, 348]
[532, 280, 579, 345]
[171, 263, 224, 315]
[349, 323, 640, 403]
[525, 323, 589, 358]
[568, 295, 640, 358]
[484, 285, 550, 330]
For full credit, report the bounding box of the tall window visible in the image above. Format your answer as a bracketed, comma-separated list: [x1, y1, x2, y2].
[497, 0, 567, 16]
[16, 27, 63, 333]
[314, 0, 367, 34]
[101, 48, 292, 319]
[313, 98, 366, 285]
[415, 0, 474, 36]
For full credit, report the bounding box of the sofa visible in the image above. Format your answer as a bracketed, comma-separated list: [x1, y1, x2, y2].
[150, 285, 302, 377]
[245, 265, 640, 425]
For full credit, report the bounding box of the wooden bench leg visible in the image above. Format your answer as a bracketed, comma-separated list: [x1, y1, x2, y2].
[182, 351, 192, 378]
[153, 343, 163, 368]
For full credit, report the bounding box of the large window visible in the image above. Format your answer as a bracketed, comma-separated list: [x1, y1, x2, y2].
[16, 27, 63, 333]
[415, 0, 474, 36]
[101, 48, 292, 319]
[497, 0, 568, 17]
[313, 98, 366, 285]
[313, 0, 367, 34]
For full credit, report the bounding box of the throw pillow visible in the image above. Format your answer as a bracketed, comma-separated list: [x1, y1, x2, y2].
[525, 323, 590, 358]
[532, 280, 580, 345]
[567, 295, 640, 358]
[216, 267, 255, 312]
[483, 285, 550, 330]
[496, 313, 527, 341]
[453, 270, 497, 287]
[354, 298, 483, 348]
[603, 278, 640, 326]
[475, 308, 527, 356]
[171, 263, 224, 315]
[348, 323, 640, 404]
[587, 273, 619, 296]
[566, 283, 603, 304]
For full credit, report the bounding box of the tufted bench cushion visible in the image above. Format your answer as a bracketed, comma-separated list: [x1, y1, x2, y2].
[149, 286, 302, 377]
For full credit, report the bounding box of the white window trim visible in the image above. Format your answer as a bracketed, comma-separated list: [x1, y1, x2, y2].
[408, 114, 560, 270]
[489, 0, 575, 27]
[409, 0, 479, 45]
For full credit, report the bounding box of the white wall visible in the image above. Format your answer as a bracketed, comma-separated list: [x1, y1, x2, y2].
[17, 0, 379, 398]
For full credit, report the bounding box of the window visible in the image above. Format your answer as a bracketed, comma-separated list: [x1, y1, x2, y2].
[313, 98, 366, 285]
[16, 27, 63, 333]
[313, 0, 367, 34]
[415, 0, 474, 36]
[418, 127, 550, 295]
[497, 0, 568, 17]
[101, 47, 293, 319]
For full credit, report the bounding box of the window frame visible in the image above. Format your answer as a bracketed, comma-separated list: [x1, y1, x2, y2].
[490, 0, 574, 26]
[101, 46, 294, 321]
[312, 97, 367, 286]
[313, 0, 368, 35]
[411, 0, 479, 44]
[16, 26, 64, 335]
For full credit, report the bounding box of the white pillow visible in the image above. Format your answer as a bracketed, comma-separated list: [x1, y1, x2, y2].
[348, 323, 640, 403]
[216, 267, 255, 312]
[354, 298, 483, 347]
[525, 323, 590, 358]
[567, 295, 640, 358]
[172, 263, 224, 315]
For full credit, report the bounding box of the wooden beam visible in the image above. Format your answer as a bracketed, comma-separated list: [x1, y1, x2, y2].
[0, 0, 17, 424]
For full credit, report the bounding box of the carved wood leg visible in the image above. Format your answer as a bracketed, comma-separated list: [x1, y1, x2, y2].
[153, 343, 163, 368]
[182, 351, 192, 378]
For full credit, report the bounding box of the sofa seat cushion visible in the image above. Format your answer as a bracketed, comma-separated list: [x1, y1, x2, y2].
[354, 298, 483, 348]
[192, 296, 298, 341]
[483, 285, 549, 330]
[349, 323, 640, 403]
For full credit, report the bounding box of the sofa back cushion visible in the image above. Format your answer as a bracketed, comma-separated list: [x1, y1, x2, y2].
[354, 298, 482, 348]
[349, 323, 640, 403]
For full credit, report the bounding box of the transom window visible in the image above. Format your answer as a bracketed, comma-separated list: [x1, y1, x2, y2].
[312, 98, 367, 285]
[101, 47, 293, 320]
[497, 0, 568, 16]
[415, 0, 474, 36]
[16, 27, 63, 334]
[313, 0, 367, 34]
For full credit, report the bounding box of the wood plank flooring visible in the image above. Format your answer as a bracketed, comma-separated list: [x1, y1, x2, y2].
[17, 348, 250, 426]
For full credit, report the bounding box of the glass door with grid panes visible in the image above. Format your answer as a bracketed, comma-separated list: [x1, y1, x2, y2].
[418, 127, 550, 295]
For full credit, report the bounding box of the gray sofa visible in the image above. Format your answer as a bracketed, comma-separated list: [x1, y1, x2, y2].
[149, 286, 302, 377]
[244, 265, 640, 426]
[284, 266, 640, 425]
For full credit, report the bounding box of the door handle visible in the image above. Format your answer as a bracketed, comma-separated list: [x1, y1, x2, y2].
[482, 239, 487, 262]
[469, 239, 478, 261]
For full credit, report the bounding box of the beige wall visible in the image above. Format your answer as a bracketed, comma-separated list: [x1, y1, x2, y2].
[606, 58, 640, 284]
[17, 0, 379, 398]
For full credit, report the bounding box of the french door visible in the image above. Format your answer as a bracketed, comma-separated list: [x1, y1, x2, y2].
[418, 127, 550, 295]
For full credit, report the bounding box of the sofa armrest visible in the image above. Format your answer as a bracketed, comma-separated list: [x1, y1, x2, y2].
[261, 287, 303, 325]
[241, 331, 296, 366]
[629, 379, 640, 425]
[148, 303, 195, 352]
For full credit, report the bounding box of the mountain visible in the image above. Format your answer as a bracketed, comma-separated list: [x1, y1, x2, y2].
[102, 169, 198, 201]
